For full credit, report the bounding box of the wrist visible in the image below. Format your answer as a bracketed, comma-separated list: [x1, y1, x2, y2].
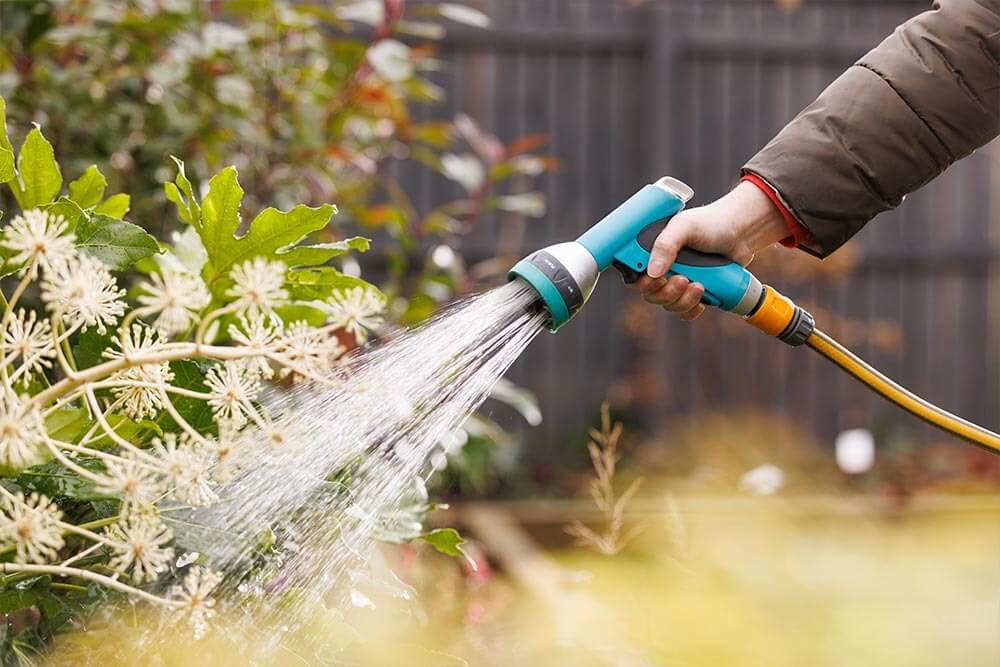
[722, 181, 789, 253]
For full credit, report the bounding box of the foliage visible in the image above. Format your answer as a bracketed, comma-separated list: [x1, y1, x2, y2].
[0, 101, 393, 659]
[0, 0, 556, 319]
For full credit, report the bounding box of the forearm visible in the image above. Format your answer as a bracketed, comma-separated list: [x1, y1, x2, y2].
[745, 0, 1000, 258]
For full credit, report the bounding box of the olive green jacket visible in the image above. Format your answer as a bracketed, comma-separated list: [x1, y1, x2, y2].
[744, 0, 1000, 257]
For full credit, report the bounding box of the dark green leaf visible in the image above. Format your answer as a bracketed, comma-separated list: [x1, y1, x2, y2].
[75, 214, 160, 270]
[17, 458, 106, 501]
[158, 360, 215, 432]
[72, 327, 113, 370]
[87, 413, 162, 448]
[0, 577, 48, 614]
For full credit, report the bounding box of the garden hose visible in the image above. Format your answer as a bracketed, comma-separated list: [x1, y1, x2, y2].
[804, 327, 1000, 455]
[508, 176, 1000, 455]
[744, 283, 1000, 454]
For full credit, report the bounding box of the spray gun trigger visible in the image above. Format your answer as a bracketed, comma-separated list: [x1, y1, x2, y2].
[613, 260, 642, 284]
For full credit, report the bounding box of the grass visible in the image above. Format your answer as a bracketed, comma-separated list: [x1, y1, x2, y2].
[544, 498, 1000, 666]
[41, 494, 1000, 666]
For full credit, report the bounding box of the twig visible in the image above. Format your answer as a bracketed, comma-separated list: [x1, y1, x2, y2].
[565, 402, 643, 555]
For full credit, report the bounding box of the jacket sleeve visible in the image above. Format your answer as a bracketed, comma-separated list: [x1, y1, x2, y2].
[743, 0, 1000, 258]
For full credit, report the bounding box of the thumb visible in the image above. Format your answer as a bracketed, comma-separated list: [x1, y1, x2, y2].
[646, 215, 690, 278]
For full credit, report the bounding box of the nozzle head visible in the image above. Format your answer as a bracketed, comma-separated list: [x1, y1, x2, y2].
[508, 242, 599, 332]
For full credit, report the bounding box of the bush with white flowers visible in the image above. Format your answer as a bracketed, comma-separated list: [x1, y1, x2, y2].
[0, 98, 384, 645]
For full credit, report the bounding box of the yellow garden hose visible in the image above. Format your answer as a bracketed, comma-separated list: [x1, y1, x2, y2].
[743, 285, 1000, 455]
[805, 330, 1000, 455]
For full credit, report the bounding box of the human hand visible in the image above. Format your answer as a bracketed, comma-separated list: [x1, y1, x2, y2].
[633, 180, 789, 320]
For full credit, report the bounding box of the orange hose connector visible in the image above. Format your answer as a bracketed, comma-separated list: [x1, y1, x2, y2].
[744, 286, 796, 337]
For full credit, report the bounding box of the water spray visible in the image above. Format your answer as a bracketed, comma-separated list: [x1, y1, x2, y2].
[509, 177, 1000, 454]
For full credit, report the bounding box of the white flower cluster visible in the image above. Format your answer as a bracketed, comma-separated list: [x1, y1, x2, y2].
[322, 285, 385, 343]
[0, 209, 383, 639]
[138, 268, 211, 337]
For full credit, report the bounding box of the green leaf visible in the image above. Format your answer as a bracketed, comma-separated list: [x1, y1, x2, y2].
[164, 157, 200, 226]
[17, 458, 106, 501]
[0, 577, 50, 614]
[72, 327, 113, 369]
[400, 293, 437, 326]
[0, 197, 87, 279]
[420, 528, 476, 569]
[277, 236, 370, 268]
[273, 303, 328, 328]
[158, 360, 215, 433]
[10, 127, 62, 209]
[75, 214, 160, 271]
[0, 147, 13, 185]
[68, 165, 107, 209]
[42, 197, 88, 231]
[197, 166, 356, 289]
[88, 413, 162, 448]
[284, 266, 372, 301]
[45, 407, 90, 444]
[199, 166, 244, 249]
[94, 193, 130, 219]
[0, 97, 15, 184]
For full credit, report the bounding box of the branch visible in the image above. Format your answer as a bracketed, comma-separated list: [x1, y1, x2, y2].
[32, 343, 257, 407]
[0, 563, 180, 608]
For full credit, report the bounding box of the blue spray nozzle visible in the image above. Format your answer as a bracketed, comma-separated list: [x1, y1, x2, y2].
[509, 177, 763, 332]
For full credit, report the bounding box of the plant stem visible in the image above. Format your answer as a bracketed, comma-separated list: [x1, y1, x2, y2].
[0, 563, 181, 608]
[49, 582, 88, 593]
[82, 387, 161, 464]
[32, 343, 255, 408]
[78, 515, 120, 531]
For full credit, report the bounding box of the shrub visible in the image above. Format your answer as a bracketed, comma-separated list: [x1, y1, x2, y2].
[0, 0, 556, 321]
[0, 97, 383, 656]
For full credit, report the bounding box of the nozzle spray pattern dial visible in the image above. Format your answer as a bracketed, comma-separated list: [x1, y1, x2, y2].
[507, 242, 599, 331]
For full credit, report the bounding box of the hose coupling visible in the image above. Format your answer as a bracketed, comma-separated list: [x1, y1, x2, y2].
[744, 286, 814, 346]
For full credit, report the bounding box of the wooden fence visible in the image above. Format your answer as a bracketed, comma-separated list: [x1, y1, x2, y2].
[391, 0, 999, 457]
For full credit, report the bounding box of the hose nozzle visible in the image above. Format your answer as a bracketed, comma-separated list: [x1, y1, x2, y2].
[508, 176, 763, 332]
[508, 242, 599, 332]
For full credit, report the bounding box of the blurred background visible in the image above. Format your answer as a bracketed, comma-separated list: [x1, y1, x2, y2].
[3, 0, 996, 496]
[2, 1, 999, 664]
[392, 0, 1000, 492]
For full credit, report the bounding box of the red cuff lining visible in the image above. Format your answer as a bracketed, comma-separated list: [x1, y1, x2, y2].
[740, 172, 811, 248]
